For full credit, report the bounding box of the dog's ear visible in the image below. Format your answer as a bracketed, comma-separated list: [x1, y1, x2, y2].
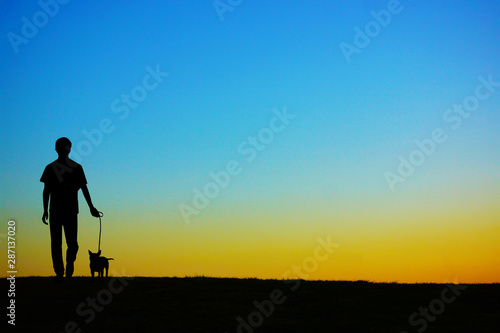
[97, 250, 101, 256]
[88, 250, 92, 255]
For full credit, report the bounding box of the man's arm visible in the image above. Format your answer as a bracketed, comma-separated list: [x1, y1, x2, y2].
[42, 184, 50, 225]
[81, 184, 100, 217]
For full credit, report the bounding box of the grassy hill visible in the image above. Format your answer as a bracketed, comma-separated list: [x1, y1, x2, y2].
[5, 277, 499, 332]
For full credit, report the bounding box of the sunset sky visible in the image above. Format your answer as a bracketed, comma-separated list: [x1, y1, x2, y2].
[1, 1, 499, 283]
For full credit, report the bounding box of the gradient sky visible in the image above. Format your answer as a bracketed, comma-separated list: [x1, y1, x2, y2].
[1, 0, 499, 283]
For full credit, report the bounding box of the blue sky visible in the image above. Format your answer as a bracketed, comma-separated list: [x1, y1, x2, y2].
[1, 1, 499, 281]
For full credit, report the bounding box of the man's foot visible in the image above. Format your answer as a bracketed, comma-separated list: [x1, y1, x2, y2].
[54, 274, 64, 284]
[66, 262, 74, 278]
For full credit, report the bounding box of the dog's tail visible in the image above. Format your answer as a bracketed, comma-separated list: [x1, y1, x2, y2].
[107, 258, 114, 261]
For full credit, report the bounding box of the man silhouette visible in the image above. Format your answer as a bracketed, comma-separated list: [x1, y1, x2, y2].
[41, 137, 100, 282]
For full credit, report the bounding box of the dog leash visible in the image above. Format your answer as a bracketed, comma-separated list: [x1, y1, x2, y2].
[97, 211, 104, 252]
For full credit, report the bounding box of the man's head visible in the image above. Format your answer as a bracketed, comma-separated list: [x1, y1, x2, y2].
[55, 137, 71, 157]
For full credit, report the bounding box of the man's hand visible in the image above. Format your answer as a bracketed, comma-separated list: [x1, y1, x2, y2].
[42, 211, 48, 225]
[90, 206, 101, 218]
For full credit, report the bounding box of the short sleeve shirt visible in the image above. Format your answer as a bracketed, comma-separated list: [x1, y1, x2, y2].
[40, 159, 87, 214]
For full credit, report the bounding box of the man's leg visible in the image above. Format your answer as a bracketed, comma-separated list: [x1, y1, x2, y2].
[64, 214, 79, 278]
[49, 214, 64, 278]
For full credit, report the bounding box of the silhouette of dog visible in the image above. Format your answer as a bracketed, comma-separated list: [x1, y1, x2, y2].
[88, 250, 114, 281]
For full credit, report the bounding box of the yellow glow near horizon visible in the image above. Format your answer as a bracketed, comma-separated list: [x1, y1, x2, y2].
[6, 183, 499, 284]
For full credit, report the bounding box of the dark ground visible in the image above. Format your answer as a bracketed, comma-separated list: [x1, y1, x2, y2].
[4, 277, 499, 332]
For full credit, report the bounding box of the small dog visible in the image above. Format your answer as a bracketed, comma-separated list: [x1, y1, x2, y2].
[88, 250, 114, 281]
